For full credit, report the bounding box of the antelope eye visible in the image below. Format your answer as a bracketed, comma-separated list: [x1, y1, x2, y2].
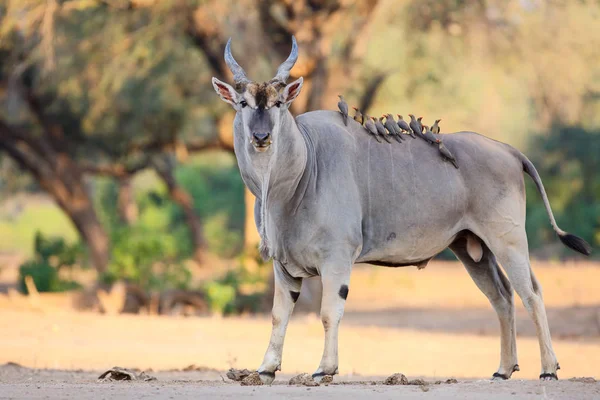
[240, 100, 248, 108]
[275, 100, 282, 108]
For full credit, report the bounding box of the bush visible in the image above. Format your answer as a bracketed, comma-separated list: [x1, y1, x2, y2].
[203, 256, 270, 315]
[101, 225, 191, 291]
[18, 232, 83, 293]
[204, 281, 236, 314]
[92, 152, 245, 262]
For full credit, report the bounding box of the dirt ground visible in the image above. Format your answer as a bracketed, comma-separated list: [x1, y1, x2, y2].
[0, 364, 598, 400]
[0, 261, 599, 398]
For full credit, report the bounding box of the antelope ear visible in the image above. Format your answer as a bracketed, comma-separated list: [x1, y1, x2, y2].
[212, 77, 240, 106]
[280, 77, 303, 105]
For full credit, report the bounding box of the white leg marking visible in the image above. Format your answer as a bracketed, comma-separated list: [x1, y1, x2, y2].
[257, 263, 301, 384]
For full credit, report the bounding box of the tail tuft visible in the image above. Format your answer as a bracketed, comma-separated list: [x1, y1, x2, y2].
[558, 232, 592, 256]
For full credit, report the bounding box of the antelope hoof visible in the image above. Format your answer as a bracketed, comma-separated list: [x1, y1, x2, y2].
[539, 372, 558, 381]
[258, 370, 276, 385]
[492, 364, 519, 381]
[312, 368, 337, 383]
[492, 372, 509, 381]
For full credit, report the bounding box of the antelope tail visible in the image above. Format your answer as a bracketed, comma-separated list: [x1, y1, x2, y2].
[519, 153, 591, 255]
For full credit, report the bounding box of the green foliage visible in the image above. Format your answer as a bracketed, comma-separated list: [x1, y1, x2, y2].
[175, 154, 245, 258]
[203, 259, 269, 315]
[526, 124, 600, 255]
[34, 231, 83, 270]
[101, 224, 191, 291]
[204, 212, 243, 259]
[18, 232, 83, 293]
[204, 281, 236, 314]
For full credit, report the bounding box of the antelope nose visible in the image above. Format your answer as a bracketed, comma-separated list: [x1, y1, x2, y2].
[252, 132, 271, 145]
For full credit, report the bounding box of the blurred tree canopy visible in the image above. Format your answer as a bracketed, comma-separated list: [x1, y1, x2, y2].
[0, 0, 598, 275]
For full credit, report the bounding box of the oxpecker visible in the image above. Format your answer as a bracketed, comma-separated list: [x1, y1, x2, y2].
[431, 119, 442, 134]
[352, 107, 364, 125]
[436, 139, 459, 169]
[338, 95, 349, 126]
[397, 115, 414, 137]
[421, 125, 438, 144]
[364, 115, 382, 143]
[409, 114, 423, 138]
[384, 114, 403, 143]
[375, 117, 393, 143]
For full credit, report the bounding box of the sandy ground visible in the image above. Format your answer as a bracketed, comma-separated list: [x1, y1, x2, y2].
[0, 364, 598, 400]
[0, 261, 598, 398]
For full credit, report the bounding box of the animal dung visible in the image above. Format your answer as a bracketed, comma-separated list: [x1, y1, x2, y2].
[240, 371, 263, 386]
[289, 373, 319, 386]
[97, 367, 156, 382]
[384, 372, 409, 385]
[226, 368, 253, 381]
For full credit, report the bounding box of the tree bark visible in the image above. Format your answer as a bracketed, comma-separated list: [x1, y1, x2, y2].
[0, 127, 110, 272]
[152, 157, 204, 263]
[117, 176, 138, 225]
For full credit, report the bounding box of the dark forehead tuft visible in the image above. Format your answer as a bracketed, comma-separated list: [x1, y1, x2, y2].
[246, 82, 279, 108]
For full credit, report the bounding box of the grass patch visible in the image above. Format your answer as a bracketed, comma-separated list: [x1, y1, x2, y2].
[0, 203, 78, 256]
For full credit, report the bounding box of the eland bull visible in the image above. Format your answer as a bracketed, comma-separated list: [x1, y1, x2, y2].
[211, 37, 591, 384]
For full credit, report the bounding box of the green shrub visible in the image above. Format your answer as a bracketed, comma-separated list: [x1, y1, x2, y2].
[18, 232, 84, 293]
[92, 153, 245, 262]
[19, 260, 56, 293]
[204, 281, 236, 314]
[203, 256, 270, 315]
[101, 225, 191, 291]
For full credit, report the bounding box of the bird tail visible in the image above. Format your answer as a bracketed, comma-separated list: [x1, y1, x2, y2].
[343, 114, 348, 126]
[519, 152, 591, 255]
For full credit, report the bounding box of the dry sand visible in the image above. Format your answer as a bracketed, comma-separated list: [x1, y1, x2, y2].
[0, 364, 598, 399]
[0, 261, 598, 398]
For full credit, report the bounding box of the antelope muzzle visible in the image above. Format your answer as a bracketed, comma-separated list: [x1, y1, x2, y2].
[252, 132, 272, 151]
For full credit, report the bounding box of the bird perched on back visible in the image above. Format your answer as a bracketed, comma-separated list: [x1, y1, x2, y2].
[352, 107, 364, 125]
[383, 114, 403, 143]
[431, 119, 442, 134]
[408, 114, 423, 138]
[364, 115, 382, 143]
[375, 117, 392, 143]
[436, 139, 459, 169]
[422, 125, 438, 144]
[396, 115, 414, 138]
[338, 95, 349, 126]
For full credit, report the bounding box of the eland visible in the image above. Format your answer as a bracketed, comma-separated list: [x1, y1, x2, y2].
[211, 37, 591, 384]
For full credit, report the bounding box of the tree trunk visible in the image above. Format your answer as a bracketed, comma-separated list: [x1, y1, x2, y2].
[117, 176, 138, 225]
[38, 156, 110, 273]
[152, 158, 204, 263]
[65, 201, 110, 273]
[0, 131, 110, 272]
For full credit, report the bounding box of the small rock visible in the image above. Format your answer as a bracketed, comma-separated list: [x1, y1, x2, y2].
[226, 368, 253, 382]
[568, 377, 596, 384]
[321, 375, 334, 385]
[241, 372, 263, 386]
[445, 378, 458, 384]
[408, 378, 426, 386]
[434, 380, 442, 385]
[289, 373, 319, 386]
[384, 373, 408, 385]
[420, 385, 430, 392]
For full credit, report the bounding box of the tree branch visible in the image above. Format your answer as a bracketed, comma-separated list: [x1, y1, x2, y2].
[184, 12, 228, 77]
[358, 70, 392, 114]
[80, 158, 150, 178]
